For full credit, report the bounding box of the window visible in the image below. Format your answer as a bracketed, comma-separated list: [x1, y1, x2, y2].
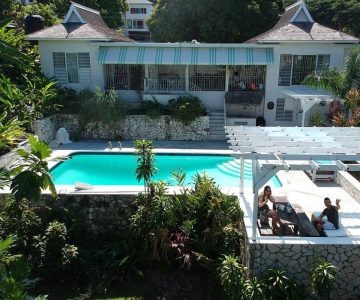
[189, 65, 225, 91]
[292, 55, 316, 85]
[275, 98, 293, 122]
[130, 8, 146, 14]
[105, 65, 144, 90]
[229, 65, 266, 91]
[53, 52, 91, 84]
[278, 55, 293, 86]
[316, 54, 330, 74]
[133, 20, 144, 29]
[127, 19, 132, 29]
[278, 54, 331, 86]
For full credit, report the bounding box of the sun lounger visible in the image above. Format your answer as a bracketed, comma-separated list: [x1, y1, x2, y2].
[75, 182, 94, 191]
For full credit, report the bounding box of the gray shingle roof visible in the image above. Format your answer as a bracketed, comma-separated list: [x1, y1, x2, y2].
[247, 2, 358, 43]
[27, 3, 133, 42]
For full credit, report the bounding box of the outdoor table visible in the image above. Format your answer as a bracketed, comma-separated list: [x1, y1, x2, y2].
[274, 200, 299, 235]
[274, 196, 320, 237]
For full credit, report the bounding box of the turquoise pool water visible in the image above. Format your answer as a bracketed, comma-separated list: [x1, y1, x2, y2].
[51, 153, 282, 188]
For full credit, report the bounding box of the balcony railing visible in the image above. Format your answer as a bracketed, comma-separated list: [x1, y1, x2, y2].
[146, 77, 186, 93]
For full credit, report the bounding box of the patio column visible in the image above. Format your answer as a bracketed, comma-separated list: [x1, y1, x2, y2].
[251, 163, 283, 240]
[225, 65, 230, 92]
[144, 64, 149, 93]
[240, 157, 245, 194]
[185, 65, 189, 92]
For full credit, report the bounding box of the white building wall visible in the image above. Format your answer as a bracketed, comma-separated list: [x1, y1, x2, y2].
[124, 2, 153, 33]
[264, 43, 355, 126]
[38, 40, 356, 126]
[38, 40, 103, 92]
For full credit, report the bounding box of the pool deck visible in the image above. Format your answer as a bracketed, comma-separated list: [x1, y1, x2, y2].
[2, 141, 360, 245]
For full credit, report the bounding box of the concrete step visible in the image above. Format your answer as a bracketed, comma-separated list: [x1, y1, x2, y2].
[209, 134, 226, 141]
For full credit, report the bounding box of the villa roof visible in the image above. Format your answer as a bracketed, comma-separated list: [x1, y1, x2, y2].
[247, 1, 358, 43]
[27, 2, 133, 42]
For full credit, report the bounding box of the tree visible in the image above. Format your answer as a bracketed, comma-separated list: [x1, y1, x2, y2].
[147, 0, 283, 43]
[14, 1, 61, 28]
[36, 0, 128, 28]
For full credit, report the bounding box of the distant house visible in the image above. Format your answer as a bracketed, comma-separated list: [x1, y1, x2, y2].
[27, 1, 358, 129]
[124, 0, 154, 41]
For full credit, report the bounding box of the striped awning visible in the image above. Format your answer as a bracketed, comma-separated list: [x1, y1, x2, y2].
[98, 46, 274, 65]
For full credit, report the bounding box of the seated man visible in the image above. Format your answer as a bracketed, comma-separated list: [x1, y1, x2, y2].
[313, 197, 341, 234]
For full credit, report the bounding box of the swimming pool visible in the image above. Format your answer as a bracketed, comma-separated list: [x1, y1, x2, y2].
[51, 153, 282, 188]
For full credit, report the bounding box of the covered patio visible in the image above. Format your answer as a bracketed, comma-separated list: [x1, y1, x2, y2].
[98, 43, 273, 95]
[282, 86, 336, 127]
[225, 126, 360, 240]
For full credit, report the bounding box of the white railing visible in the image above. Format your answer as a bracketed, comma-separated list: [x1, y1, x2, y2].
[189, 75, 225, 91]
[146, 77, 186, 93]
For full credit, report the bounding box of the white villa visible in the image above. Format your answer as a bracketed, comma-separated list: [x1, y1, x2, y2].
[27, 1, 358, 129]
[124, 0, 154, 41]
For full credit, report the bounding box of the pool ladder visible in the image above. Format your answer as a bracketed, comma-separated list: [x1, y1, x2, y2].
[108, 141, 122, 151]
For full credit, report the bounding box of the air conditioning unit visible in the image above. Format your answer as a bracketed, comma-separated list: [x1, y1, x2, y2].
[226, 118, 256, 126]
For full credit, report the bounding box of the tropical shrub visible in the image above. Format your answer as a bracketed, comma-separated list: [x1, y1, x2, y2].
[243, 277, 266, 300]
[0, 19, 31, 75]
[312, 261, 338, 300]
[0, 236, 46, 300]
[134, 139, 157, 191]
[168, 96, 206, 125]
[0, 75, 58, 127]
[10, 135, 56, 202]
[80, 88, 125, 126]
[264, 268, 303, 300]
[219, 255, 246, 299]
[0, 112, 24, 155]
[34, 221, 78, 280]
[138, 99, 168, 119]
[0, 196, 42, 257]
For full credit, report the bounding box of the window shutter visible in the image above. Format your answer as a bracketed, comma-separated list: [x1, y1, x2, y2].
[276, 98, 293, 121]
[53, 52, 67, 84]
[316, 54, 330, 74]
[278, 55, 292, 86]
[78, 52, 91, 83]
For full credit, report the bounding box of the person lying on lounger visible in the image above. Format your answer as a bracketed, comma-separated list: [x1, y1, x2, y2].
[313, 197, 341, 234]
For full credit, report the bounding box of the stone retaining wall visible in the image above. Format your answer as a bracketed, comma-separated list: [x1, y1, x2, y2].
[34, 114, 209, 143]
[245, 242, 360, 299]
[43, 194, 137, 233]
[336, 171, 360, 204]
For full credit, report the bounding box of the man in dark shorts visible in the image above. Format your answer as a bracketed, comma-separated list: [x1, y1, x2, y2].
[314, 197, 341, 234]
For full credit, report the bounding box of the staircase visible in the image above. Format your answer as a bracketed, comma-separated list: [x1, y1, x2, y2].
[209, 111, 226, 140]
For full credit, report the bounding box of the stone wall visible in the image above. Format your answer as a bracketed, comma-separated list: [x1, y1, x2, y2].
[32, 115, 58, 144]
[43, 194, 137, 233]
[245, 242, 360, 299]
[336, 171, 360, 204]
[34, 114, 210, 142]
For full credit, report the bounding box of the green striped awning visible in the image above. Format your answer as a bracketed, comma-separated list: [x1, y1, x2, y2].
[98, 46, 274, 65]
